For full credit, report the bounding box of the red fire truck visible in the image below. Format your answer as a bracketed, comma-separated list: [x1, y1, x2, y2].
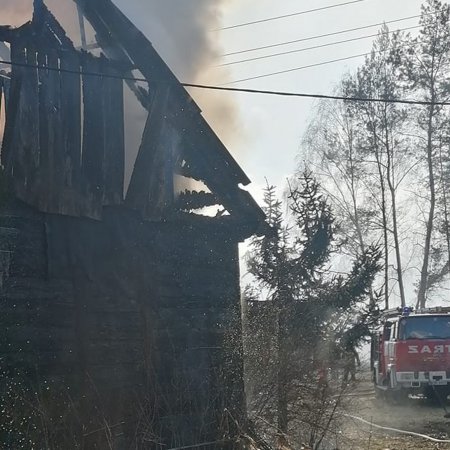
[371, 306, 450, 400]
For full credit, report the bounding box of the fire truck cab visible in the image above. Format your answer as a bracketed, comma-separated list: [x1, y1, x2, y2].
[371, 306, 450, 399]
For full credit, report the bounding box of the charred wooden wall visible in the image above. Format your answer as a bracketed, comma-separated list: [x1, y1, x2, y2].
[0, 5, 266, 448]
[2, 36, 125, 220]
[0, 199, 245, 448]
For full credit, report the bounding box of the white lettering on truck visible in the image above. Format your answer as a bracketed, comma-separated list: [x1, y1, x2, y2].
[408, 344, 450, 353]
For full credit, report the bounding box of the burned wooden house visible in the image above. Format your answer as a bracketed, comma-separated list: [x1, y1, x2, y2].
[0, 0, 266, 447]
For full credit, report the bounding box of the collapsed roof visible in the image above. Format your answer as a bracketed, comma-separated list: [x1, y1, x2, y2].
[0, 0, 266, 237]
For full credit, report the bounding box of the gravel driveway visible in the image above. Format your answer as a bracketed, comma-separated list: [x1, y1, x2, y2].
[340, 377, 450, 449]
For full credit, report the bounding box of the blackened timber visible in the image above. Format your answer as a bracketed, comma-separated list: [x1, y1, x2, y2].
[175, 163, 204, 183]
[60, 49, 82, 204]
[33, 0, 75, 51]
[81, 53, 105, 213]
[24, 44, 40, 202]
[73, 0, 250, 187]
[125, 85, 176, 219]
[73, 0, 266, 226]
[102, 60, 125, 206]
[40, 49, 64, 213]
[175, 191, 219, 211]
[6, 40, 40, 203]
[0, 26, 15, 43]
[180, 137, 266, 225]
[171, 211, 267, 241]
[71, 4, 149, 109]
[3, 28, 126, 218]
[4, 41, 25, 183]
[37, 49, 49, 205]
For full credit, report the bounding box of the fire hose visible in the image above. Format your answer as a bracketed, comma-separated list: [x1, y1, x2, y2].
[344, 413, 450, 443]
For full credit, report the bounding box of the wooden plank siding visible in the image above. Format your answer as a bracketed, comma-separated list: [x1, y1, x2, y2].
[126, 85, 181, 219]
[75, 0, 266, 228]
[0, 198, 247, 447]
[1, 39, 125, 219]
[60, 50, 82, 212]
[102, 59, 125, 206]
[0, 5, 266, 446]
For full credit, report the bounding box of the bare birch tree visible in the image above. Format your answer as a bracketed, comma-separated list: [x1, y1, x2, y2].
[400, 0, 450, 308]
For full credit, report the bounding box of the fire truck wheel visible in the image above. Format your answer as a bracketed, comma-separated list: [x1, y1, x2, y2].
[424, 386, 450, 404]
[384, 389, 409, 404]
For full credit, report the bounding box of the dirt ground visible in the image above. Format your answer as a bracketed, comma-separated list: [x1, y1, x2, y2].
[340, 375, 450, 449]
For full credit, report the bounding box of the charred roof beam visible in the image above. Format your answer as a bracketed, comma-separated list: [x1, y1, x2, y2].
[72, 0, 251, 187]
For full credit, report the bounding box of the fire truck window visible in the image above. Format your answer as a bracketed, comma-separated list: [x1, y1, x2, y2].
[401, 316, 450, 340]
[383, 322, 392, 340]
[399, 319, 406, 340]
[391, 322, 397, 340]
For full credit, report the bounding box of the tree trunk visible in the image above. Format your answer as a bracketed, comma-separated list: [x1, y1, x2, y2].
[374, 142, 390, 309]
[417, 101, 436, 309]
[276, 302, 289, 434]
[384, 109, 406, 308]
[388, 183, 406, 308]
[348, 137, 366, 256]
[439, 144, 450, 272]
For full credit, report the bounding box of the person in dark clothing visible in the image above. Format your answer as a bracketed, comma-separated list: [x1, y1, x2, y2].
[342, 346, 360, 383]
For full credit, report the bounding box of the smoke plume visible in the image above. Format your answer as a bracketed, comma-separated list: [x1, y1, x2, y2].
[0, 0, 241, 148]
[0, 0, 32, 26]
[1, 0, 243, 190]
[112, 0, 242, 147]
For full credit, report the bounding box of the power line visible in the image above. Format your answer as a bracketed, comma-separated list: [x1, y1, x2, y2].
[224, 52, 370, 85]
[216, 0, 366, 31]
[222, 14, 425, 57]
[0, 59, 448, 107]
[218, 25, 420, 67]
[224, 36, 425, 85]
[220, 9, 448, 84]
[183, 84, 450, 106]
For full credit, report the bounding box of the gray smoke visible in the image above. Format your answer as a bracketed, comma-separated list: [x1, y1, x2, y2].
[0, 0, 241, 147]
[0, 0, 32, 26]
[112, 0, 242, 147]
[1, 0, 243, 189]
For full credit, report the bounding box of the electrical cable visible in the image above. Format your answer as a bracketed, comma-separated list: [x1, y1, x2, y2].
[216, 0, 366, 31]
[224, 51, 373, 84]
[222, 11, 440, 57]
[182, 83, 450, 106]
[1, 59, 450, 107]
[218, 25, 420, 67]
[224, 36, 424, 85]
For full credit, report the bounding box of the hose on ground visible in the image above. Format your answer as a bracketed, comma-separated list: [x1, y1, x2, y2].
[344, 413, 450, 443]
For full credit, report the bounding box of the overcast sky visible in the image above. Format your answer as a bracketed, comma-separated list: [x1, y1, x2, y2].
[0, 0, 428, 202]
[208, 0, 425, 202]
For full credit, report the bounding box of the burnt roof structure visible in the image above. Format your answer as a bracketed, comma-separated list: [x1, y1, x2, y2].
[0, 1, 267, 448]
[0, 0, 265, 230]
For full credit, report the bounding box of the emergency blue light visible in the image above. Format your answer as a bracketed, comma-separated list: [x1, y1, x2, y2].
[402, 306, 413, 316]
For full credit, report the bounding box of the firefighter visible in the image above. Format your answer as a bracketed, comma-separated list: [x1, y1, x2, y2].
[342, 345, 360, 384]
